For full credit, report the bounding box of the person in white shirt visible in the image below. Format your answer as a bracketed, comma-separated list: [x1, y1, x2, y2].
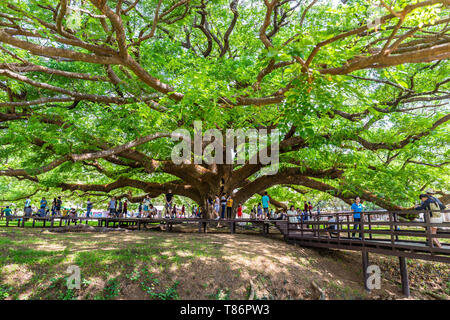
[286, 205, 298, 224]
[149, 204, 157, 218]
[325, 215, 338, 238]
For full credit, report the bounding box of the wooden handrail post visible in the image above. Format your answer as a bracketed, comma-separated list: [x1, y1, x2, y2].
[300, 212, 303, 238]
[424, 210, 432, 249]
[394, 212, 399, 241]
[389, 212, 394, 245]
[399, 256, 410, 297]
[346, 215, 350, 239]
[287, 215, 290, 238]
[314, 214, 318, 237]
[368, 214, 372, 240]
[362, 250, 370, 292]
[336, 213, 340, 242]
[360, 213, 365, 243]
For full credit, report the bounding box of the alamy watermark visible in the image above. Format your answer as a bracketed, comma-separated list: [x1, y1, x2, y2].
[367, 1, 384, 31]
[66, 265, 81, 290]
[366, 264, 381, 290]
[170, 121, 280, 175]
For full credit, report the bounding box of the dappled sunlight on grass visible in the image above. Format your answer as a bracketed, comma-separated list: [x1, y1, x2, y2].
[0, 227, 448, 300]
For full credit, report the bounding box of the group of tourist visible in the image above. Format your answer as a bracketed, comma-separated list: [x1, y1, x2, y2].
[106, 197, 129, 217]
[20, 196, 63, 217]
[211, 193, 241, 219]
[268, 200, 316, 222]
[135, 190, 182, 218]
[1, 191, 446, 244]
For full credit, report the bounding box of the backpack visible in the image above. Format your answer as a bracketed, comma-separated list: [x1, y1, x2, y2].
[430, 196, 446, 210]
[429, 200, 441, 218]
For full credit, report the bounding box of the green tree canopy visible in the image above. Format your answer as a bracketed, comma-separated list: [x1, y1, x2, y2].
[0, 0, 449, 214]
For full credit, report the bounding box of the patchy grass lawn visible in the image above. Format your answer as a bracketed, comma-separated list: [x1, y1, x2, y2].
[0, 226, 448, 300]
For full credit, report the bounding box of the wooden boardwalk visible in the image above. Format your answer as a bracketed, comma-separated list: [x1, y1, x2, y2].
[274, 209, 450, 296]
[273, 210, 450, 264]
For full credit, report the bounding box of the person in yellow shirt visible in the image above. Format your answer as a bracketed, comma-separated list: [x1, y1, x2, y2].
[226, 196, 233, 219]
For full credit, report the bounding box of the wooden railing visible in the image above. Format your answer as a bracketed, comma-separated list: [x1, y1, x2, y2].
[284, 210, 450, 263]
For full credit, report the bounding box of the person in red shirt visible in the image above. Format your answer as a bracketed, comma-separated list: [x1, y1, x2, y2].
[237, 204, 243, 218]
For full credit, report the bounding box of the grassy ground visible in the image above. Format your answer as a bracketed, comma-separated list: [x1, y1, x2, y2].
[0, 224, 449, 300]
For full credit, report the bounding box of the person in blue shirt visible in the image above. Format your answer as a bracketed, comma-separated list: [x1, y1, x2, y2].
[2, 206, 12, 217]
[39, 197, 48, 216]
[86, 199, 93, 218]
[257, 203, 263, 220]
[351, 196, 363, 239]
[261, 192, 270, 219]
[40, 197, 47, 209]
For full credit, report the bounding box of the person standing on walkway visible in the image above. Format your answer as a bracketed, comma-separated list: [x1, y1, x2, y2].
[86, 198, 93, 218]
[220, 194, 227, 219]
[171, 204, 177, 219]
[250, 207, 256, 220]
[237, 203, 243, 219]
[226, 195, 233, 219]
[2, 206, 12, 218]
[257, 203, 263, 220]
[40, 197, 48, 216]
[143, 195, 151, 217]
[325, 215, 338, 239]
[261, 192, 270, 220]
[206, 196, 215, 219]
[24, 205, 32, 217]
[108, 197, 116, 217]
[426, 189, 448, 224]
[351, 196, 363, 239]
[51, 198, 57, 216]
[116, 199, 122, 217]
[24, 197, 31, 214]
[165, 190, 173, 217]
[287, 205, 297, 224]
[214, 195, 220, 216]
[55, 196, 62, 216]
[416, 194, 443, 248]
[123, 199, 128, 217]
[138, 202, 143, 217]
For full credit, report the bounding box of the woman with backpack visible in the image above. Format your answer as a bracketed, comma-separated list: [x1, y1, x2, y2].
[415, 194, 443, 248]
